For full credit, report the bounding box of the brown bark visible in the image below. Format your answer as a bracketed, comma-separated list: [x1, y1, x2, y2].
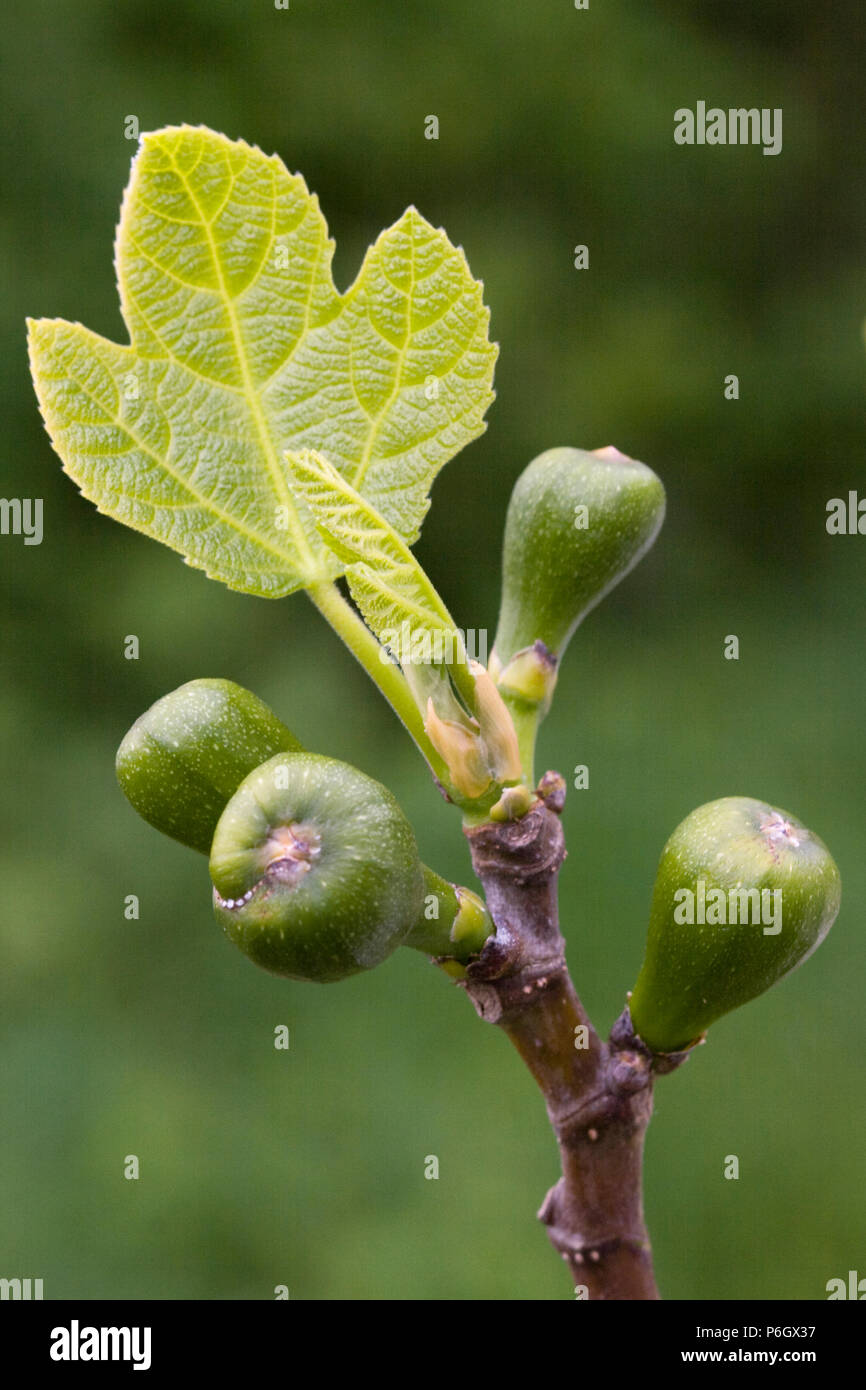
[460, 782, 685, 1300]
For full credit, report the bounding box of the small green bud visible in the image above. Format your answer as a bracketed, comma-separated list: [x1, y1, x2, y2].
[492, 445, 666, 670]
[403, 867, 493, 961]
[469, 661, 523, 784]
[210, 753, 426, 983]
[629, 797, 841, 1053]
[493, 641, 559, 710]
[489, 784, 535, 822]
[116, 679, 302, 854]
[424, 699, 493, 800]
[421, 661, 524, 805]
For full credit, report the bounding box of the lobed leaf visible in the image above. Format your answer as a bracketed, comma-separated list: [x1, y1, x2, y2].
[27, 125, 497, 598]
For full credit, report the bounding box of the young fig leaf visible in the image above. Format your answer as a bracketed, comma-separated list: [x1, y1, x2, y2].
[286, 449, 463, 665]
[27, 125, 497, 598]
[210, 753, 426, 982]
[287, 450, 524, 790]
[116, 678, 302, 854]
[629, 797, 841, 1054]
[492, 446, 665, 679]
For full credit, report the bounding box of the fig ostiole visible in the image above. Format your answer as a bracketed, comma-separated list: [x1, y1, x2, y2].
[116, 678, 303, 854]
[492, 445, 666, 688]
[628, 797, 842, 1054]
[210, 753, 493, 983]
[118, 679, 492, 982]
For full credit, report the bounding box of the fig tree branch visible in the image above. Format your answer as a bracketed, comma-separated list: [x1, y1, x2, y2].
[461, 786, 663, 1301]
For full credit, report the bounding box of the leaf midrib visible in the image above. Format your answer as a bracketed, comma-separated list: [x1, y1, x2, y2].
[164, 143, 317, 570]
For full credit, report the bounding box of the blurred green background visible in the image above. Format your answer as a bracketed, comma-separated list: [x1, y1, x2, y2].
[2, 0, 865, 1301]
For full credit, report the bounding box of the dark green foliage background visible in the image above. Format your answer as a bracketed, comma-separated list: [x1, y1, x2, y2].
[2, 0, 864, 1300]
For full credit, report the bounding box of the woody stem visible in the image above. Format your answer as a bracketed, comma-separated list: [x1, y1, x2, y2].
[460, 789, 660, 1300]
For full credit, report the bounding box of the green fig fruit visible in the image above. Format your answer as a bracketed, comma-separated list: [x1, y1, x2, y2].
[210, 752, 428, 982]
[629, 797, 841, 1053]
[404, 866, 493, 961]
[491, 446, 666, 686]
[116, 678, 302, 855]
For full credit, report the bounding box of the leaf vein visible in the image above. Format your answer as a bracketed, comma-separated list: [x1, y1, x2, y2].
[165, 144, 314, 562]
[59, 364, 298, 570]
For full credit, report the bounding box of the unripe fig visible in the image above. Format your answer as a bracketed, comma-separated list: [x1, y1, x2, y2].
[492, 446, 666, 675]
[116, 678, 302, 854]
[210, 753, 427, 982]
[629, 797, 841, 1054]
[404, 866, 493, 961]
